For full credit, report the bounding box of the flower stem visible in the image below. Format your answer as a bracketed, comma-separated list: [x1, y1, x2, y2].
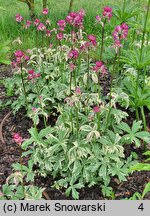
[140, 0, 150, 62]
[70, 72, 72, 94]
[19, 148, 25, 199]
[76, 106, 79, 137]
[87, 48, 90, 90]
[104, 53, 117, 133]
[70, 109, 74, 134]
[100, 20, 106, 60]
[97, 112, 100, 131]
[20, 64, 28, 109]
[141, 106, 147, 151]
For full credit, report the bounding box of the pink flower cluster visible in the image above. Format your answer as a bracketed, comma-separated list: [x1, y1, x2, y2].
[12, 50, 30, 67]
[37, 23, 46, 31]
[112, 23, 129, 52]
[80, 35, 97, 51]
[102, 6, 113, 22]
[69, 63, 76, 72]
[93, 106, 100, 113]
[66, 9, 85, 29]
[68, 49, 79, 59]
[27, 69, 41, 80]
[57, 20, 66, 31]
[13, 133, 23, 146]
[113, 23, 129, 41]
[88, 35, 97, 46]
[34, 18, 40, 26]
[56, 32, 64, 40]
[42, 8, 49, 15]
[96, 6, 113, 24]
[75, 87, 81, 95]
[92, 61, 107, 76]
[16, 14, 23, 23]
[25, 20, 32, 29]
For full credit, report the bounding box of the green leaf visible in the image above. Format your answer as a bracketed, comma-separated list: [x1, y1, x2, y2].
[80, 125, 92, 132]
[72, 187, 79, 200]
[132, 121, 142, 133]
[22, 138, 34, 150]
[118, 122, 131, 133]
[39, 126, 53, 139]
[142, 182, 150, 198]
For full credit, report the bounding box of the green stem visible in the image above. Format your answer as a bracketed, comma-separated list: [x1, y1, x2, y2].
[42, 31, 44, 48]
[87, 48, 90, 90]
[98, 72, 101, 99]
[76, 106, 79, 137]
[100, 22, 105, 60]
[97, 112, 100, 131]
[74, 70, 77, 88]
[141, 106, 147, 151]
[104, 54, 117, 134]
[36, 84, 47, 127]
[136, 108, 140, 121]
[20, 64, 28, 109]
[140, 0, 150, 62]
[70, 109, 74, 134]
[135, 70, 140, 121]
[141, 107, 147, 131]
[20, 149, 25, 199]
[70, 72, 72, 94]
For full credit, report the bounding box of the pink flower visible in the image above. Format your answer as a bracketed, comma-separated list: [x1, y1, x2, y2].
[27, 70, 41, 80]
[24, 55, 30, 61]
[56, 32, 64, 40]
[75, 87, 81, 94]
[68, 49, 79, 59]
[42, 8, 49, 15]
[96, 15, 101, 21]
[96, 61, 103, 67]
[64, 97, 75, 107]
[15, 14, 23, 23]
[46, 19, 51, 26]
[103, 6, 113, 22]
[34, 73, 41, 78]
[93, 106, 100, 113]
[14, 50, 30, 64]
[11, 61, 18, 68]
[46, 30, 51, 37]
[14, 50, 24, 64]
[80, 42, 91, 51]
[66, 10, 85, 29]
[25, 20, 32, 29]
[113, 23, 129, 41]
[69, 63, 76, 72]
[28, 69, 34, 75]
[79, 9, 85, 16]
[32, 107, 37, 112]
[26, 49, 32, 54]
[15, 50, 24, 58]
[34, 18, 40, 26]
[57, 20, 66, 31]
[112, 23, 129, 53]
[88, 34, 97, 46]
[37, 23, 46, 31]
[13, 133, 23, 146]
[92, 61, 107, 76]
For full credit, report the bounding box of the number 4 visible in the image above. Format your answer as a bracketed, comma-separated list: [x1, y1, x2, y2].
[138, 203, 144, 211]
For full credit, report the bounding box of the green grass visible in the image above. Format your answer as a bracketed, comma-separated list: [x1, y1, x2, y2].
[0, 0, 148, 51]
